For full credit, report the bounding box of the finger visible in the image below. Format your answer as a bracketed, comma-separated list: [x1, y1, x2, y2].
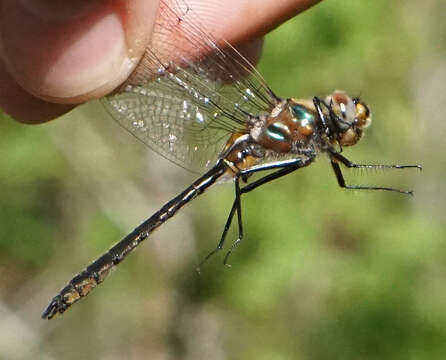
[0, 0, 157, 104]
[187, 0, 321, 43]
[163, 0, 321, 65]
[1, 0, 321, 124]
[0, 59, 74, 124]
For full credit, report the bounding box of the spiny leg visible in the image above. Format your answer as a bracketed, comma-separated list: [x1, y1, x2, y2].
[330, 151, 422, 195]
[196, 178, 240, 272]
[313, 96, 344, 139]
[198, 157, 316, 270]
[223, 177, 243, 266]
[223, 159, 320, 264]
[313, 96, 331, 135]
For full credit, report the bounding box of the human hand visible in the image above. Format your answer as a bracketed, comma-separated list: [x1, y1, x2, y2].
[0, 0, 321, 124]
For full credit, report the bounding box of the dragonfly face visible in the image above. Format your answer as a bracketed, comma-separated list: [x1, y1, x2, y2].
[324, 91, 372, 147]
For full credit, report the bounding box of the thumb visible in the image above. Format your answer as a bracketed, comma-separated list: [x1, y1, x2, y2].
[0, 0, 156, 104]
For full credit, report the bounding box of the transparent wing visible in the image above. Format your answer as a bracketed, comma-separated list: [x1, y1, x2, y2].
[102, 0, 279, 173]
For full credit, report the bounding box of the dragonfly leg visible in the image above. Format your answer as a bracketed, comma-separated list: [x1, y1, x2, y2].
[329, 151, 421, 195]
[197, 156, 317, 270]
[223, 177, 243, 266]
[313, 96, 330, 134]
[197, 178, 240, 272]
[224, 157, 319, 264]
[239, 158, 312, 193]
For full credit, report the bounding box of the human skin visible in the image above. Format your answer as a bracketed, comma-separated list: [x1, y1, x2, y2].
[0, 0, 321, 124]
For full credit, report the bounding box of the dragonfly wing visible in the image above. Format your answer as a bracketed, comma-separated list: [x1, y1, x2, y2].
[103, 78, 235, 172]
[103, 0, 279, 172]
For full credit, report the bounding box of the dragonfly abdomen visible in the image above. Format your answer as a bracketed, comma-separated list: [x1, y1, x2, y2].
[42, 162, 226, 320]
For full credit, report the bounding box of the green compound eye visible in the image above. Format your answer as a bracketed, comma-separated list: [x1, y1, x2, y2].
[291, 104, 315, 128]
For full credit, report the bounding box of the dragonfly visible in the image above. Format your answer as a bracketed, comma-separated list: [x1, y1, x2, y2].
[42, 0, 421, 320]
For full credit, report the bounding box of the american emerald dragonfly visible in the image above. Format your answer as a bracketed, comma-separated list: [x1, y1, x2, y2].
[42, 0, 421, 320]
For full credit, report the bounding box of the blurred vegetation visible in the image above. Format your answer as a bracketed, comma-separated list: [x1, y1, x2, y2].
[1, 0, 445, 359]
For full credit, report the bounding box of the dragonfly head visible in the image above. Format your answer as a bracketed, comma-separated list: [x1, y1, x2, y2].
[325, 91, 372, 147]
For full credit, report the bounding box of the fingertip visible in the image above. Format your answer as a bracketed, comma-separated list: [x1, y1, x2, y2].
[0, 59, 75, 124]
[0, 0, 158, 104]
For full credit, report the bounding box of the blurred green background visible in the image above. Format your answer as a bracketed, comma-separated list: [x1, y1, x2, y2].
[1, 0, 445, 359]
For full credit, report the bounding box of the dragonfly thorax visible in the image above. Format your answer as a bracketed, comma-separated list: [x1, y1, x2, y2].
[249, 99, 317, 154]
